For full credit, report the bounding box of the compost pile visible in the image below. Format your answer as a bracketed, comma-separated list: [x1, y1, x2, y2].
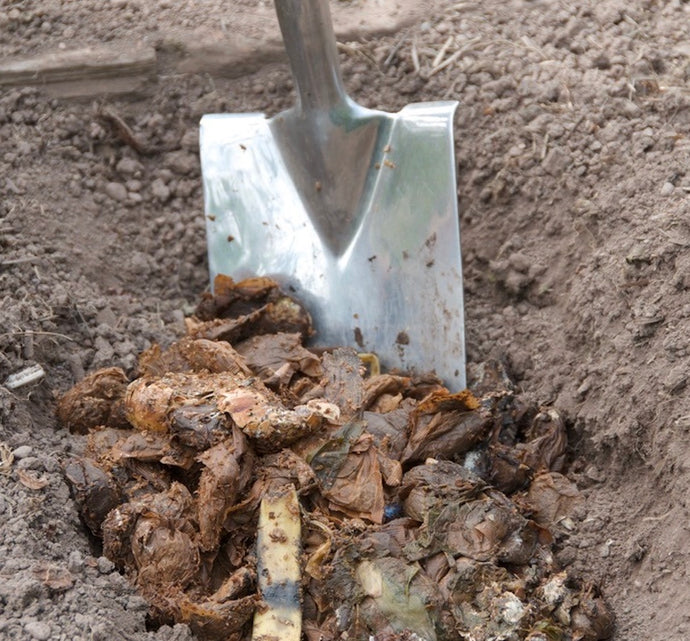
[57, 275, 612, 641]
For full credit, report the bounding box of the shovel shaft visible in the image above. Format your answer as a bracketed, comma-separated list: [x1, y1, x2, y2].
[274, 0, 348, 112]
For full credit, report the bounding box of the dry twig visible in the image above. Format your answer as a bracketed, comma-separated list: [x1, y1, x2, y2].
[383, 29, 410, 68]
[96, 105, 149, 155]
[427, 49, 464, 77]
[411, 36, 421, 75]
[432, 36, 455, 69]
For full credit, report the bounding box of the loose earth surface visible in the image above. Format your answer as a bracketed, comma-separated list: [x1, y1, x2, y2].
[1, 1, 689, 640]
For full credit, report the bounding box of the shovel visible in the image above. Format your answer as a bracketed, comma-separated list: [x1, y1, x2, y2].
[199, 0, 466, 390]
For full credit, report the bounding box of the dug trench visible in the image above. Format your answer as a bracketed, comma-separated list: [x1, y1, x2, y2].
[56, 274, 613, 641]
[1, 1, 690, 640]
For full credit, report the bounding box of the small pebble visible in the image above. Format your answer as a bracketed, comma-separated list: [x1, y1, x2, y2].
[93, 335, 115, 358]
[67, 550, 84, 574]
[556, 545, 577, 567]
[542, 147, 571, 176]
[16, 140, 31, 155]
[24, 621, 51, 641]
[164, 151, 198, 175]
[151, 177, 171, 202]
[576, 379, 592, 398]
[116, 157, 143, 176]
[40, 455, 60, 473]
[12, 445, 33, 459]
[584, 464, 605, 482]
[621, 100, 641, 118]
[16, 456, 42, 471]
[663, 365, 687, 393]
[179, 129, 198, 151]
[170, 309, 185, 326]
[599, 539, 613, 558]
[104, 182, 128, 202]
[660, 181, 675, 196]
[97, 556, 114, 574]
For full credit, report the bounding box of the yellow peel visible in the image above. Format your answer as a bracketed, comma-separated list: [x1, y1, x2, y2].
[252, 486, 301, 641]
[358, 352, 381, 377]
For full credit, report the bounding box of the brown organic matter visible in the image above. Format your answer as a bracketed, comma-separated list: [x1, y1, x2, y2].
[56, 278, 612, 641]
[57, 367, 130, 433]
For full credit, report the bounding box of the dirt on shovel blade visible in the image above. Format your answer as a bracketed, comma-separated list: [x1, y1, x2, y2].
[56, 275, 613, 641]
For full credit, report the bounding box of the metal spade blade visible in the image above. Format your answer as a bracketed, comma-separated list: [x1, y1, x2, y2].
[200, 0, 465, 389]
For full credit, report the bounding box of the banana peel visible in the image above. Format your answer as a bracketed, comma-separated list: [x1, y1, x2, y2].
[252, 485, 302, 641]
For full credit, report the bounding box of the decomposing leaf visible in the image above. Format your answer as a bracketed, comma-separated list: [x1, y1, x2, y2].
[190, 278, 312, 344]
[132, 512, 200, 588]
[362, 374, 412, 410]
[57, 367, 130, 433]
[124, 376, 180, 433]
[440, 556, 516, 605]
[519, 409, 568, 473]
[316, 348, 365, 421]
[323, 433, 385, 523]
[103, 481, 197, 577]
[308, 420, 385, 523]
[17, 468, 49, 490]
[402, 391, 490, 464]
[467, 359, 516, 397]
[167, 403, 231, 450]
[378, 450, 403, 487]
[113, 430, 196, 469]
[32, 562, 74, 591]
[363, 401, 414, 461]
[354, 557, 442, 640]
[124, 372, 241, 433]
[404, 491, 538, 566]
[526, 472, 584, 526]
[304, 519, 332, 581]
[217, 385, 321, 452]
[213, 566, 256, 604]
[196, 274, 287, 321]
[197, 436, 251, 552]
[399, 459, 486, 523]
[235, 332, 322, 383]
[486, 444, 533, 495]
[85, 426, 133, 461]
[257, 449, 316, 494]
[139, 337, 253, 378]
[64, 457, 122, 535]
[176, 593, 258, 641]
[571, 588, 615, 641]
